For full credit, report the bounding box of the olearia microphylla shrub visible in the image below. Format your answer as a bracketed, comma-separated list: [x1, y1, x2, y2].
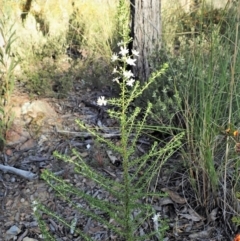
[33, 37, 181, 241]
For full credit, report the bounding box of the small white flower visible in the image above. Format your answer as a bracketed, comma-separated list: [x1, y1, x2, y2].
[132, 50, 139, 56]
[32, 200, 38, 212]
[126, 57, 136, 66]
[126, 78, 135, 87]
[152, 213, 160, 223]
[117, 41, 124, 46]
[123, 70, 134, 79]
[111, 53, 118, 62]
[113, 77, 120, 83]
[112, 67, 118, 74]
[97, 96, 107, 106]
[86, 144, 91, 149]
[119, 46, 128, 56]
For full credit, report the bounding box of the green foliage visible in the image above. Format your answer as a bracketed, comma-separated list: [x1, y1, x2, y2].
[33, 43, 183, 240]
[117, 0, 130, 42]
[0, 14, 18, 145]
[33, 1, 184, 239]
[177, 4, 240, 202]
[135, 49, 182, 125]
[135, 2, 240, 212]
[140, 4, 231, 126]
[67, 7, 86, 52]
[22, 57, 73, 97]
[176, 7, 228, 40]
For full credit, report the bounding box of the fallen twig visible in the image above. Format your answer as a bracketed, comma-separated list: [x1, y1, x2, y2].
[22, 156, 49, 164]
[56, 127, 122, 138]
[0, 164, 38, 180]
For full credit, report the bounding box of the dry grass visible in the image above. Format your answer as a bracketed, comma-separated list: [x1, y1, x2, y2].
[162, 0, 229, 12]
[0, 0, 120, 93]
[2, 0, 119, 58]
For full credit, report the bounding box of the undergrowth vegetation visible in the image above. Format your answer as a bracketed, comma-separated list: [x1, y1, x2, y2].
[33, 1, 184, 240]
[158, 0, 240, 224]
[0, 0, 118, 97]
[1, 0, 240, 239]
[0, 0, 121, 152]
[0, 14, 19, 149]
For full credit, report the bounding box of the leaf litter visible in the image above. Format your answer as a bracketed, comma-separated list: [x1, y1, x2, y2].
[0, 80, 236, 240]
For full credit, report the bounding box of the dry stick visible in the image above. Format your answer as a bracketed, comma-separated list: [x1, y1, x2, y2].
[0, 164, 37, 180]
[224, 10, 239, 221]
[56, 127, 121, 138]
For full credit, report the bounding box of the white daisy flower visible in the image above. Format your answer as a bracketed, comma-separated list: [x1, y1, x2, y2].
[111, 53, 118, 62]
[117, 41, 124, 46]
[126, 57, 136, 66]
[123, 70, 134, 79]
[113, 77, 120, 83]
[126, 78, 135, 87]
[97, 96, 107, 106]
[119, 46, 128, 56]
[152, 213, 160, 223]
[112, 67, 118, 74]
[32, 200, 38, 212]
[132, 50, 139, 56]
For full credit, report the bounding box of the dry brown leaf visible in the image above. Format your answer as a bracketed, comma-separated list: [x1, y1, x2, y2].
[188, 228, 213, 239]
[79, 152, 89, 158]
[208, 207, 218, 221]
[180, 213, 202, 222]
[161, 188, 186, 204]
[159, 197, 173, 206]
[188, 208, 205, 221]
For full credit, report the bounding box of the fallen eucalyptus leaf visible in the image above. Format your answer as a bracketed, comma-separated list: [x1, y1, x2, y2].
[189, 228, 213, 239]
[161, 188, 186, 204]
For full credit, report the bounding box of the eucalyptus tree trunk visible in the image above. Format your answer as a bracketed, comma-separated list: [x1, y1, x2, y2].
[130, 0, 161, 82]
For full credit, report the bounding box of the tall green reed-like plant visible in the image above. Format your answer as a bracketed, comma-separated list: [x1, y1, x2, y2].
[0, 15, 18, 145]
[33, 1, 184, 240]
[175, 5, 240, 207]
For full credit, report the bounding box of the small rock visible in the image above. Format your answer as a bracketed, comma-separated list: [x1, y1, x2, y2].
[10, 177, 16, 182]
[19, 139, 36, 151]
[5, 199, 13, 207]
[14, 212, 20, 222]
[22, 100, 57, 120]
[5, 149, 13, 156]
[6, 121, 30, 146]
[5, 225, 21, 240]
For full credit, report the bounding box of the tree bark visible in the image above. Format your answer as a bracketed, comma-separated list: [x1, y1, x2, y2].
[130, 0, 161, 82]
